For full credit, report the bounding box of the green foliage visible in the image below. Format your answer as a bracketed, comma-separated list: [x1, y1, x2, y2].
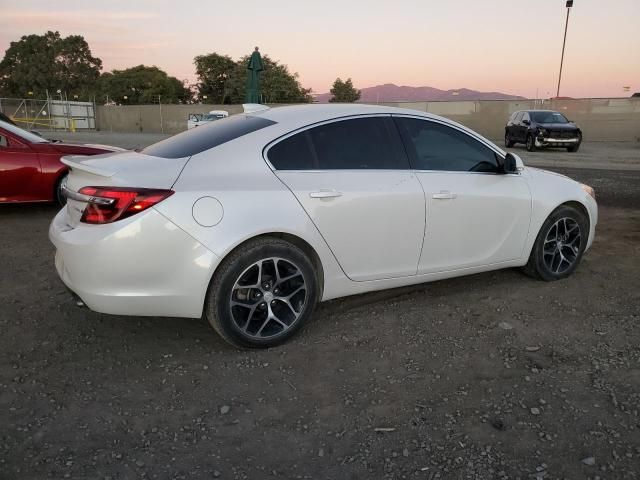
[0, 31, 102, 99]
[98, 65, 191, 104]
[329, 78, 361, 103]
[194, 53, 312, 104]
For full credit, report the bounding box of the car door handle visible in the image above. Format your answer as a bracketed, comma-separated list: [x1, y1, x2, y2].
[309, 190, 343, 199]
[432, 191, 457, 200]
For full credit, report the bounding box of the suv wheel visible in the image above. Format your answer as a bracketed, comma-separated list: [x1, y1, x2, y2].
[525, 134, 536, 152]
[505, 132, 514, 148]
[205, 237, 319, 348]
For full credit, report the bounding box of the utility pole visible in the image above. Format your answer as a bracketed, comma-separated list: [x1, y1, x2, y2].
[556, 0, 574, 97]
[158, 95, 164, 134]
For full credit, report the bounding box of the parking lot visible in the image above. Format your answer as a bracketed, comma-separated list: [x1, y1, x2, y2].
[2, 138, 640, 479]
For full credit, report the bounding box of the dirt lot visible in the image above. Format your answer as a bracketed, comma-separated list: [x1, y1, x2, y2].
[1, 146, 640, 479]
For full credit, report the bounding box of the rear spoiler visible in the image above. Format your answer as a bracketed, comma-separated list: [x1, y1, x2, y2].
[242, 104, 270, 114]
[61, 156, 116, 178]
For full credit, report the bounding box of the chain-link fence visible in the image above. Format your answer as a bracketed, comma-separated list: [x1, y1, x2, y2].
[0, 97, 96, 131]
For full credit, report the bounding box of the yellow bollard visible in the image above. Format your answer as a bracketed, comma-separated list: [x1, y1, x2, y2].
[70, 119, 76, 133]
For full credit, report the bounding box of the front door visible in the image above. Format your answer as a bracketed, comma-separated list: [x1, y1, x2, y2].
[0, 130, 41, 202]
[267, 116, 426, 281]
[394, 116, 531, 273]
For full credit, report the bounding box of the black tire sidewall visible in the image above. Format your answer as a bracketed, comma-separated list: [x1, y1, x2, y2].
[530, 206, 589, 281]
[208, 240, 318, 348]
[526, 134, 536, 152]
[55, 174, 68, 206]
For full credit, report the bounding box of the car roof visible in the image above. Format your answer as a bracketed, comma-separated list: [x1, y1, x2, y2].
[254, 103, 464, 130]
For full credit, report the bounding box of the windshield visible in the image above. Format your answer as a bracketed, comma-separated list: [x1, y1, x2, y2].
[530, 111, 569, 124]
[0, 120, 49, 143]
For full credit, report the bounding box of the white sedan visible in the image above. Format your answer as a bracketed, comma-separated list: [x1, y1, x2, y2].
[50, 104, 597, 348]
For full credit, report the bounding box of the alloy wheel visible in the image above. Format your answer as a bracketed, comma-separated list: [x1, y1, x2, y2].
[229, 257, 307, 339]
[542, 217, 582, 274]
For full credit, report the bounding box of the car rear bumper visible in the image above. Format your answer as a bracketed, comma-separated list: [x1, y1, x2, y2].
[49, 207, 219, 318]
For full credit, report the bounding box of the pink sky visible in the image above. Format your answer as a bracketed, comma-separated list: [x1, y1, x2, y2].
[1, 0, 638, 98]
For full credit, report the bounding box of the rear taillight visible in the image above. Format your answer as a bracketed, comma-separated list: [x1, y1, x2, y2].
[78, 186, 174, 224]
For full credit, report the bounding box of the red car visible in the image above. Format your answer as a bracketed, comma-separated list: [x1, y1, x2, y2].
[0, 120, 122, 204]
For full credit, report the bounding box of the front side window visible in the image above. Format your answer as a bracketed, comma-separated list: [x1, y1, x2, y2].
[522, 112, 531, 123]
[268, 117, 408, 170]
[395, 117, 500, 173]
[513, 112, 524, 123]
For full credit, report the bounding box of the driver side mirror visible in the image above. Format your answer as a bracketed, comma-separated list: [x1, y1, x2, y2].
[503, 152, 524, 174]
[522, 119, 530, 125]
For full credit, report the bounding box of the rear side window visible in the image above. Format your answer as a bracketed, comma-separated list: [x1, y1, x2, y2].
[142, 115, 276, 159]
[267, 131, 315, 170]
[269, 117, 408, 170]
[395, 117, 500, 173]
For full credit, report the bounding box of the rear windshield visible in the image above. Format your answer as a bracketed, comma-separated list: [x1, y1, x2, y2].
[142, 115, 276, 158]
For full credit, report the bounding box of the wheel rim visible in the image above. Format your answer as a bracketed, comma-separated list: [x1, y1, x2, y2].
[57, 174, 68, 204]
[229, 257, 307, 339]
[542, 217, 582, 274]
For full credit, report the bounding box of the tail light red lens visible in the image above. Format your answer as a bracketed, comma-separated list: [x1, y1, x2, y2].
[78, 186, 174, 224]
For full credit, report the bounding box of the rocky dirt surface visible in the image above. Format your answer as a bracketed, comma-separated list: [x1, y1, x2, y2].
[1, 165, 639, 479]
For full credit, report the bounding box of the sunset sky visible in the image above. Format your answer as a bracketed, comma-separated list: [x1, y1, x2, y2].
[1, 0, 638, 98]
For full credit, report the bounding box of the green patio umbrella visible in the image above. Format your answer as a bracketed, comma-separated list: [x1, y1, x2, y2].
[245, 47, 264, 103]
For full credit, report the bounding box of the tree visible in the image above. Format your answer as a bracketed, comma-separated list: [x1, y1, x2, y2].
[194, 53, 236, 103]
[329, 78, 361, 103]
[0, 31, 102, 99]
[98, 65, 191, 104]
[194, 52, 312, 104]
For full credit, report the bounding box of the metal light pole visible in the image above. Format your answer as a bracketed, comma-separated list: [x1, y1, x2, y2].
[556, 0, 573, 97]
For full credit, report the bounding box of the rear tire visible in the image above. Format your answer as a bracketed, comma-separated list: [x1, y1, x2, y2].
[523, 205, 589, 281]
[55, 173, 68, 206]
[205, 237, 319, 349]
[525, 134, 536, 152]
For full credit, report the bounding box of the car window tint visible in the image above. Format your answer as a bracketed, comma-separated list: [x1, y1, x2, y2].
[268, 131, 315, 170]
[142, 115, 276, 159]
[304, 117, 408, 170]
[395, 118, 500, 173]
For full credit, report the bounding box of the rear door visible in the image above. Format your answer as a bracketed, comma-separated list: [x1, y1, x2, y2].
[268, 116, 426, 281]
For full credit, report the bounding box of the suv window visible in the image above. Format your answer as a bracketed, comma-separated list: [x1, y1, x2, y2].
[514, 112, 524, 123]
[522, 112, 531, 123]
[142, 115, 276, 159]
[269, 117, 408, 170]
[395, 117, 500, 173]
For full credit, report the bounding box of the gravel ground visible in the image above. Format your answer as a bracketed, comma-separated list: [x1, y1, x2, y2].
[1, 145, 639, 479]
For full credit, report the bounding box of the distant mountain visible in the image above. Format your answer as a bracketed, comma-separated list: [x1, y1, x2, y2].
[314, 83, 525, 103]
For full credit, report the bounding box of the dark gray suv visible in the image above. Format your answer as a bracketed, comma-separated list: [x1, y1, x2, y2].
[505, 110, 582, 152]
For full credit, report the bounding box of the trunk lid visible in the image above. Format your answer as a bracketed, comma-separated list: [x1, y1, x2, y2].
[62, 151, 189, 227]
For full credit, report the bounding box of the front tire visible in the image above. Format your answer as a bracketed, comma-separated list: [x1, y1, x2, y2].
[205, 237, 319, 348]
[525, 134, 536, 152]
[523, 205, 589, 281]
[505, 132, 515, 148]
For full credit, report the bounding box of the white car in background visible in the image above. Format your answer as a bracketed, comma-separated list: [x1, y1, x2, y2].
[50, 104, 597, 348]
[187, 110, 229, 129]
